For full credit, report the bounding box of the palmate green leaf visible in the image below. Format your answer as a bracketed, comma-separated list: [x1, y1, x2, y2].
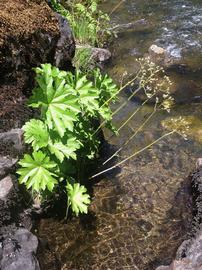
[28, 64, 81, 137]
[99, 106, 112, 121]
[22, 119, 49, 151]
[66, 70, 99, 113]
[48, 137, 81, 162]
[45, 96, 79, 136]
[66, 182, 90, 216]
[93, 68, 118, 102]
[17, 151, 58, 192]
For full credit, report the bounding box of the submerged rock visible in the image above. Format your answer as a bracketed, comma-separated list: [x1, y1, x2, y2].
[109, 19, 153, 34]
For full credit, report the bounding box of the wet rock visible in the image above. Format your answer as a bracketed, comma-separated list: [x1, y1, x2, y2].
[0, 157, 18, 178]
[0, 229, 40, 270]
[76, 44, 111, 63]
[148, 44, 183, 69]
[148, 44, 178, 68]
[109, 19, 153, 34]
[156, 258, 202, 270]
[149, 44, 167, 66]
[0, 176, 14, 202]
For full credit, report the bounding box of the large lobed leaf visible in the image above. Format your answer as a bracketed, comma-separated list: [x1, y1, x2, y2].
[48, 137, 81, 162]
[66, 70, 99, 114]
[17, 151, 58, 192]
[28, 64, 81, 137]
[66, 182, 90, 216]
[93, 68, 118, 102]
[22, 119, 49, 151]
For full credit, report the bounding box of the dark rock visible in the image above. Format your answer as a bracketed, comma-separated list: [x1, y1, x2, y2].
[0, 176, 14, 202]
[0, 0, 59, 87]
[0, 129, 24, 156]
[0, 157, 18, 178]
[0, 229, 40, 270]
[0, 2, 75, 268]
[0, 129, 24, 179]
[156, 160, 202, 270]
[0, 174, 32, 236]
[54, 13, 75, 70]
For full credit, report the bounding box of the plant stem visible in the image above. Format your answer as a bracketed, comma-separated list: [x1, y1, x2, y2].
[112, 86, 141, 117]
[92, 73, 140, 137]
[90, 130, 175, 179]
[103, 101, 157, 165]
[116, 95, 154, 133]
[106, 93, 156, 142]
[65, 199, 70, 220]
[110, 0, 125, 15]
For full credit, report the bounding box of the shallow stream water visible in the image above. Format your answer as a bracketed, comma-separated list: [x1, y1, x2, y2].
[37, 1, 202, 269]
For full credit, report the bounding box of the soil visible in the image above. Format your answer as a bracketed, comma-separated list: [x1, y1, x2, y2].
[0, 0, 58, 46]
[0, 0, 60, 132]
[0, 82, 33, 132]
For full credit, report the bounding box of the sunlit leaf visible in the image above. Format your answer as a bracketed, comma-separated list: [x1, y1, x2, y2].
[22, 119, 49, 151]
[17, 151, 58, 192]
[66, 182, 90, 216]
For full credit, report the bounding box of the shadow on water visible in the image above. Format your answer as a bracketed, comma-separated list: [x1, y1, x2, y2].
[37, 0, 202, 269]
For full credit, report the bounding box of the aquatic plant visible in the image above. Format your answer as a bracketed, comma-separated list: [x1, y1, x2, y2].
[90, 58, 189, 179]
[17, 63, 118, 216]
[162, 116, 190, 140]
[93, 57, 174, 138]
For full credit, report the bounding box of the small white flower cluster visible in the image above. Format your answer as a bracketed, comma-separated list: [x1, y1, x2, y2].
[162, 116, 190, 140]
[136, 57, 174, 112]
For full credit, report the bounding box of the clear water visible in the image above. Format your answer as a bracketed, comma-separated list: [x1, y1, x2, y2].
[37, 1, 202, 269]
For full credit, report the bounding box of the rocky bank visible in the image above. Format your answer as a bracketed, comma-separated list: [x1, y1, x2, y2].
[0, 0, 75, 269]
